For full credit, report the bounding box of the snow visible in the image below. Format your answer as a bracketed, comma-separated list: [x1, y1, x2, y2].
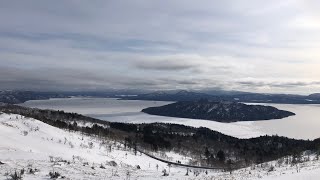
[0, 113, 171, 179]
[263, 168, 320, 180]
[1, 112, 320, 179]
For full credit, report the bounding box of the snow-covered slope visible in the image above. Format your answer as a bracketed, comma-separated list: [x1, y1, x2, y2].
[0, 113, 319, 179]
[0, 113, 178, 179]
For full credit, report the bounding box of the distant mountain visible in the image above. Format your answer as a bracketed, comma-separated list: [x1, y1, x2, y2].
[196, 89, 252, 96]
[122, 90, 320, 104]
[222, 93, 316, 104]
[308, 93, 320, 100]
[122, 90, 217, 101]
[0, 91, 67, 104]
[142, 100, 295, 122]
[0, 89, 152, 104]
[2, 89, 320, 105]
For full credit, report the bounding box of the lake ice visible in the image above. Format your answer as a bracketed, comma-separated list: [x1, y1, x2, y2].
[21, 98, 320, 140]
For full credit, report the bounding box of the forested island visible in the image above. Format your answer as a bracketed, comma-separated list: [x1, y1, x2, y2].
[142, 100, 295, 122]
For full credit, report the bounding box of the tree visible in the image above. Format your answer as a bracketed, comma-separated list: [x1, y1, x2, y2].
[134, 141, 137, 155]
[217, 150, 226, 162]
[185, 168, 189, 176]
[204, 147, 210, 159]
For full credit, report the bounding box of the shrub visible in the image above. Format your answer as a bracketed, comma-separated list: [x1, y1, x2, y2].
[9, 170, 23, 180]
[49, 171, 60, 179]
[162, 169, 169, 176]
[268, 166, 275, 172]
[107, 161, 117, 167]
[22, 131, 28, 136]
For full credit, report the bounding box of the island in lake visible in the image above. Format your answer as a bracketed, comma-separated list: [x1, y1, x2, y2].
[142, 100, 295, 122]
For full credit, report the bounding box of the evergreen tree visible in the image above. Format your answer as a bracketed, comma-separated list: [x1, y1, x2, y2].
[217, 150, 226, 162]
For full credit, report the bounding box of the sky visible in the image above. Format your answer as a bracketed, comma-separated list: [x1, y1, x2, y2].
[1, 0, 320, 94]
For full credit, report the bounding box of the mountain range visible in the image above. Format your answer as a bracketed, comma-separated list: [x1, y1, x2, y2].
[1, 90, 320, 104]
[123, 90, 320, 104]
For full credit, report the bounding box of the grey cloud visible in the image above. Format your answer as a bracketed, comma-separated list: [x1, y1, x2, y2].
[134, 59, 197, 71]
[172, 80, 199, 85]
[1, 1, 320, 94]
[0, 66, 186, 91]
[237, 81, 320, 88]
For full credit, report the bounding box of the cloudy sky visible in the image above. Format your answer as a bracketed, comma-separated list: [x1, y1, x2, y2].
[1, 0, 320, 94]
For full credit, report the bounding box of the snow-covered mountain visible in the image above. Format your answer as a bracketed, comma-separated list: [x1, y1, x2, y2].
[0, 113, 178, 179]
[0, 113, 320, 179]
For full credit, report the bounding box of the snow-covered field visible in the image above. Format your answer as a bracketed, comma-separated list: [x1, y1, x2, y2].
[1, 113, 320, 179]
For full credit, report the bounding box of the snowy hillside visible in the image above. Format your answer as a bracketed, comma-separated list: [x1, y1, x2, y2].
[0, 113, 319, 179]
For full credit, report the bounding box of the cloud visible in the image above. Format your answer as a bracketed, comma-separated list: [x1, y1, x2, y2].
[0, 1, 320, 94]
[134, 59, 196, 71]
[133, 55, 199, 71]
[237, 80, 320, 88]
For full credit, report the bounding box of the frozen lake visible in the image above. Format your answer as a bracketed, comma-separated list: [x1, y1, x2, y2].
[20, 98, 320, 140]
